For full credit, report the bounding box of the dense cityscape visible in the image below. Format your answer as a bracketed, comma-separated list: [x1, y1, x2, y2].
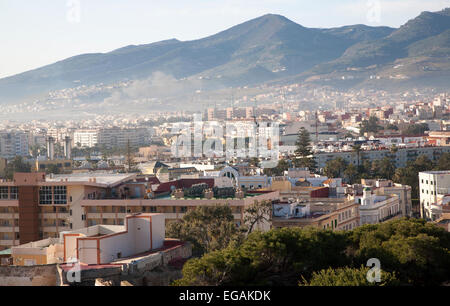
[0, 1, 449, 294]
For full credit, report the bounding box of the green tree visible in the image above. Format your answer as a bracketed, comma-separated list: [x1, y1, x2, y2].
[323, 158, 347, 178]
[359, 116, 383, 135]
[344, 163, 358, 184]
[435, 152, 450, 170]
[263, 159, 289, 176]
[4, 156, 32, 179]
[294, 128, 316, 171]
[300, 266, 400, 286]
[176, 227, 350, 286]
[348, 218, 450, 286]
[166, 205, 243, 256]
[386, 124, 399, 131]
[175, 219, 450, 286]
[375, 157, 396, 180]
[352, 144, 362, 168]
[402, 123, 429, 136]
[45, 164, 61, 175]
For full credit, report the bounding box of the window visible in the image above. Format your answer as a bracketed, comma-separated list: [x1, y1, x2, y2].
[39, 186, 53, 204]
[24, 259, 36, 266]
[149, 206, 157, 213]
[54, 186, 67, 204]
[10, 187, 18, 200]
[0, 187, 8, 199]
[180, 206, 187, 213]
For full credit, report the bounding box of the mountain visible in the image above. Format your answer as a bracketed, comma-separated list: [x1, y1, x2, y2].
[1, 9, 449, 104]
[0, 14, 395, 103]
[297, 8, 450, 90]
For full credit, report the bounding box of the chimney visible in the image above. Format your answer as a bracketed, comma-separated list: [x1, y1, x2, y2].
[47, 136, 55, 160]
[64, 136, 72, 160]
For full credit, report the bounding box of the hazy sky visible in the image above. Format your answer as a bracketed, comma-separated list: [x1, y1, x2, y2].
[1, 0, 449, 78]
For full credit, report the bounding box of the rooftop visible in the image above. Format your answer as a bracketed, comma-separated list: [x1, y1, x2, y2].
[46, 173, 136, 187]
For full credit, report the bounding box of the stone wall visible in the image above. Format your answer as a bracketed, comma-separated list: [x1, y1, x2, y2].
[0, 264, 57, 286]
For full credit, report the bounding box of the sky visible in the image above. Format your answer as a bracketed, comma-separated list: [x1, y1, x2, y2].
[1, 0, 449, 78]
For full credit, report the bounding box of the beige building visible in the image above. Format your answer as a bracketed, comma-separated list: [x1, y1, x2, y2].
[272, 199, 360, 231]
[11, 237, 64, 266]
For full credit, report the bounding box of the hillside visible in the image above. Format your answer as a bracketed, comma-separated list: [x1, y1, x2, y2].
[0, 14, 395, 104]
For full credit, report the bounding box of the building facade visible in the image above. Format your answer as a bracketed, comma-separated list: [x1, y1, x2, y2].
[419, 171, 450, 220]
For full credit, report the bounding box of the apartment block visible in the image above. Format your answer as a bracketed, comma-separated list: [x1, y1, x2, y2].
[0, 172, 279, 251]
[419, 171, 450, 220]
[0, 131, 29, 158]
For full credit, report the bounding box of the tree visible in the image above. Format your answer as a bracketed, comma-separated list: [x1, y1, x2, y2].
[323, 158, 347, 178]
[4, 156, 31, 179]
[344, 163, 358, 184]
[294, 128, 316, 171]
[402, 123, 429, 136]
[244, 200, 272, 234]
[300, 266, 400, 286]
[263, 159, 289, 176]
[166, 205, 243, 256]
[386, 124, 399, 131]
[175, 219, 450, 286]
[46, 164, 61, 175]
[435, 152, 450, 170]
[348, 218, 450, 286]
[352, 144, 362, 169]
[375, 157, 396, 180]
[176, 227, 350, 286]
[359, 116, 383, 135]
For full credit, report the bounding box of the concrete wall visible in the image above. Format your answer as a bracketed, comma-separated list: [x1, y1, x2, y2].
[0, 264, 57, 286]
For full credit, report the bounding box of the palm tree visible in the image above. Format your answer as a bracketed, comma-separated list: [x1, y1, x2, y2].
[352, 144, 362, 168]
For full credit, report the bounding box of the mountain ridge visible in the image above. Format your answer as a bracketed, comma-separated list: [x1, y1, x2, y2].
[0, 9, 449, 104]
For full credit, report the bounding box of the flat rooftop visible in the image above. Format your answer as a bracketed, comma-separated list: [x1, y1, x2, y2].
[420, 171, 450, 175]
[46, 173, 136, 187]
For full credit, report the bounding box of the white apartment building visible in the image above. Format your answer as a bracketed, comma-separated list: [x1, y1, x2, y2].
[73, 129, 99, 148]
[419, 171, 450, 220]
[315, 146, 450, 170]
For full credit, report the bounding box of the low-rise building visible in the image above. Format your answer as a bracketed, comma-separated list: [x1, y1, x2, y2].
[356, 188, 401, 225]
[272, 199, 360, 231]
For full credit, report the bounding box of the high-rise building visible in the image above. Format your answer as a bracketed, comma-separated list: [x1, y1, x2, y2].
[0, 131, 29, 159]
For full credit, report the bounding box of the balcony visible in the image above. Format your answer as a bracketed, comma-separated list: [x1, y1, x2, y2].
[0, 240, 18, 246]
[0, 226, 16, 233]
[0, 213, 15, 219]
